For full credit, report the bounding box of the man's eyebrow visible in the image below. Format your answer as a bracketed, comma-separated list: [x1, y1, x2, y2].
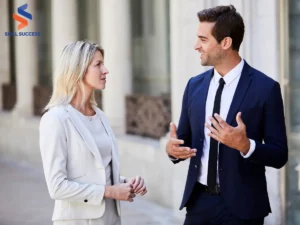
[198, 35, 208, 39]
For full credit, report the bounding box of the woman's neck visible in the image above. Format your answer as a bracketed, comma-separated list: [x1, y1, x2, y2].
[71, 92, 95, 116]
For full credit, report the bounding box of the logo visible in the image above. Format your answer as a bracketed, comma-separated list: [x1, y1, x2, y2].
[4, 3, 40, 37]
[13, 3, 32, 30]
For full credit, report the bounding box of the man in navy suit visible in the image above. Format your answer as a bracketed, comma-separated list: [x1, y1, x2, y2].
[166, 5, 288, 225]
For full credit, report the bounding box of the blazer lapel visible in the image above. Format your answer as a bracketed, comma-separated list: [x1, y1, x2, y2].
[66, 105, 104, 168]
[193, 69, 213, 137]
[226, 61, 253, 125]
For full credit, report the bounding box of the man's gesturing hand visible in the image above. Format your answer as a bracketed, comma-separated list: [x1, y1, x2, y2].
[166, 122, 197, 159]
[205, 112, 250, 154]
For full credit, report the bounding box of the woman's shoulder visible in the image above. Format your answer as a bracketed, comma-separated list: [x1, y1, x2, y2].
[41, 105, 69, 124]
[39, 106, 69, 137]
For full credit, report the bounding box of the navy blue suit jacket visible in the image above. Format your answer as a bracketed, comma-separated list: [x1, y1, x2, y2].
[174, 61, 288, 219]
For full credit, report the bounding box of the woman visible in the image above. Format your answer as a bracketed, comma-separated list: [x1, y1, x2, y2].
[39, 40, 147, 225]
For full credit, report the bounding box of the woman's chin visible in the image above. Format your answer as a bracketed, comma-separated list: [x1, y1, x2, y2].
[94, 84, 105, 91]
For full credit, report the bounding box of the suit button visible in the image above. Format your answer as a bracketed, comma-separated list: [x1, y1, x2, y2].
[195, 165, 197, 169]
[84, 199, 88, 203]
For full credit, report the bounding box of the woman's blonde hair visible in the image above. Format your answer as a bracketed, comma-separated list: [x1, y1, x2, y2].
[45, 40, 104, 111]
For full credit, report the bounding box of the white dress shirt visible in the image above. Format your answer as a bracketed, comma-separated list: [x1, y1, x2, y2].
[198, 59, 256, 185]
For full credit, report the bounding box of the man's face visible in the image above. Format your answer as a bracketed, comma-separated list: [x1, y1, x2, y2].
[194, 22, 223, 66]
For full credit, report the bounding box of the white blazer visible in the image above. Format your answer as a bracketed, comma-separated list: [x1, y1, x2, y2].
[39, 104, 125, 221]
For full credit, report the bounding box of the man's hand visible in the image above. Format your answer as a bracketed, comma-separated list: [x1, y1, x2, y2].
[205, 112, 250, 154]
[125, 175, 147, 196]
[166, 122, 197, 159]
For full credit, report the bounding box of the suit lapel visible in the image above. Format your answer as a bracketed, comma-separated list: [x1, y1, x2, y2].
[66, 105, 104, 168]
[194, 70, 213, 136]
[226, 61, 253, 125]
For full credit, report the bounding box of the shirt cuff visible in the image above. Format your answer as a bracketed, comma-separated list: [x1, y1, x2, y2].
[169, 155, 179, 161]
[241, 139, 256, 158]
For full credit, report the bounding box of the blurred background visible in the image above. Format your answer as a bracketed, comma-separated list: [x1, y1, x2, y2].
[0, 0, 299, 224]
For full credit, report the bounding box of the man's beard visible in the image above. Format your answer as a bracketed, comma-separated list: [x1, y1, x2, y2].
[201, 51, 223, 67]
[200, 60, 210, 66]
[200, 55, 212, 66]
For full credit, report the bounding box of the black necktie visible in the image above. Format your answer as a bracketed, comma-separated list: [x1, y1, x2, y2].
[207, 78, 225, 189]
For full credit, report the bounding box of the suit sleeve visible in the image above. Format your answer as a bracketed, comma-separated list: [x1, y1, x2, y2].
[39, 112, 105, 205]
[248, 82, 288, 168]
[170, 78, 193, 164]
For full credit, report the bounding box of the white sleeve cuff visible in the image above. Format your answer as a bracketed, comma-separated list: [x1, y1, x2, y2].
[241, 139, 256, 158]
[169, 155, 179, 161]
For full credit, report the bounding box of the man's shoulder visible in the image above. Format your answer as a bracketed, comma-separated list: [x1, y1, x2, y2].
[188, 64, 279, 87]
[248, 65, 278, 86]
[189, 68, 213, 85]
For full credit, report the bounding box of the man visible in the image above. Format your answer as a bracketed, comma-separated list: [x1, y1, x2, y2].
[166, 5, 288, 225]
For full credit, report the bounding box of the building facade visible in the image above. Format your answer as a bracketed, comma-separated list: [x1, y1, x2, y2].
[0, 0, 299, 224]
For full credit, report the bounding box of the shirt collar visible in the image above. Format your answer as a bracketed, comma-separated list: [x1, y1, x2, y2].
[213, 59, 244, 86]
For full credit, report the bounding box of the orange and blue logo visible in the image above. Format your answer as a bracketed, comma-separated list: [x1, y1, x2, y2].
[13, 3, 32, 30]
[4, 3, 40, 36]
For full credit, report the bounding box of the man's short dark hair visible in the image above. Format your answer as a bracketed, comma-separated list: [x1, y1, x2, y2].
[197, 5, 245, 51]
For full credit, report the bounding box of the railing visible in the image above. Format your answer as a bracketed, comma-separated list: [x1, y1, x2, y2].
[125, 94, 171, 139]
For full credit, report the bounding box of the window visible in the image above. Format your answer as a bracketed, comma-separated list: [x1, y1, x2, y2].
[289, 0, 300, 133]
[37, 0, 52, 86]
[286, 1, 300, 224]
[130, 0, 170, 96]
[77, 0, 100, 43]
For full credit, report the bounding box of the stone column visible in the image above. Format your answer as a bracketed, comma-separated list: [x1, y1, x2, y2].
[169, 0, 208, 220]
[13, 0, 38, 116]
[51, 0, 78, 73]
[100, 0, 132, 134]
[252, 2, 282, 225]
[0, 0, 11, 110]
[170, 0, 207, 125]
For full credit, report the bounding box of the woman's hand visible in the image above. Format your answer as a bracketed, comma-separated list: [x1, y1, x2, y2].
[104, 183, 136, 202]
[125, 175, 147, 196]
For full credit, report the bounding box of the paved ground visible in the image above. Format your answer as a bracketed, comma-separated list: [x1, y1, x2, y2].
[0, 158, 182, 225]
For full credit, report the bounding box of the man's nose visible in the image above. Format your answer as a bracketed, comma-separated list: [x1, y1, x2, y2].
[194, 39, 201, 50]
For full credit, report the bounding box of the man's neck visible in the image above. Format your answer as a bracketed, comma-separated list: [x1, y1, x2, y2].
[214, 55, 242, 77]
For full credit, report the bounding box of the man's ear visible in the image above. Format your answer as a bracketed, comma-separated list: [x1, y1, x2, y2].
[221, 37, 232, 50]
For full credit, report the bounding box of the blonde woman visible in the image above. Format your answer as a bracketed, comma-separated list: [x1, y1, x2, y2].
[39, 40, 147, 225]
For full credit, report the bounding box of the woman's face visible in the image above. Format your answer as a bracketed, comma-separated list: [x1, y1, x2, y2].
[83, 50, 109, 91]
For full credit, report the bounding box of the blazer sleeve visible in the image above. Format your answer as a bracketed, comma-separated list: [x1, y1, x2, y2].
[39, 112, 105, 205]
[248, 82, 288, 169]
[169, 78, 193, 164]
